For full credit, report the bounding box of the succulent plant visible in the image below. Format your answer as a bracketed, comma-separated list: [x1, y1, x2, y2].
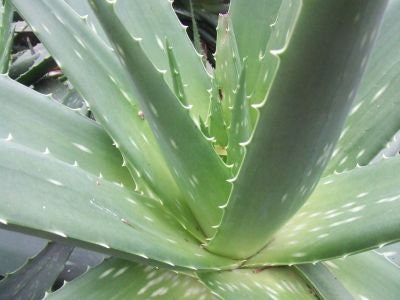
[1, 0, 400, 299]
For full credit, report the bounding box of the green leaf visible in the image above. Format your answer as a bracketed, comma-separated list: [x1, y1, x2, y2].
[324, 251, 400, 299]
[207, 0, 388, 259]
[0, 242, 73, 300]
[64, 0, 109, 44]
[229, 0, 281, 97]
[0, 229, 46, 276]
[208, 82, 228, 147]
[113, 0, 212, 121]
[49, 259, 216, 300]
[0, 0, 14, 73]
[0, 140, 238, 270]
[166, 39, 188, 106]
[214, 14, 241, 123]
[226, 68, 252, 172]
[247, 156, 400, 266]
[325, 0, 400, 174]
[90, 0, 231, 237]
[9, 43, 57, 85]
[11, 0, 203, 240]
[188, 0, 204, 59]
[295, 264, 353, 300]
[376, 242, 400, 267]
[0, 76, 132, 187]
[198, 267, 316, 300]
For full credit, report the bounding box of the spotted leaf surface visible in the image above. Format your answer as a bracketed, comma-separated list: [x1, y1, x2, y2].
[324, 250, 400, 299]
[113, 0, 213, 121]
[208, 0, 388, 259]
[0, 242, 73, 300]
[0, 141, 238, 271]
[11, 0, 203, 240]
[91, 0, 231, 237]
[214, 14, 241, 123]
[0, 76, 132, 187]
[229, 0, 281, 97]
[49, 259, 217, 300]
[198, 267, 316, 300]
[247, 156, 400, 266]
[227, 68, 252, 173]
[325, 0, 400, 175]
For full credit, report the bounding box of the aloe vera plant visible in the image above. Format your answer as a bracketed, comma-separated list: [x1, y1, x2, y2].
[1, 0, 400, 298]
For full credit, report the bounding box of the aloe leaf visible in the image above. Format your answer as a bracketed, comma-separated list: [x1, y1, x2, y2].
[325, 0, 400, 174]
[188, 0, 204, 58]
[295, 264, 353, 300]
[9, 43, 57, 85]
[214, 14, 241, 122]
[0, 229, 46, 276]
[64, 0, 108, 44]
[0, 242, 73, 300]
[112, 0, 212, 121]
[376, 242, 400, 267]
[208, 82, 228, 147]
[11, 0, 203, 239]
[0, 76, 133, 186]
[247, 156, 400, 266]
[0, 140, 238, 270]
[0, 0, 14, 73]
[323, 251, 400, 299]
[49, 259, 216, 300]
[207, 0, 388, 259]
[229, 0, 281, 96]
[198, 267, 316, 300]
[90, 0, 231, 237]
[227, 68, 252, 172]
[166, 39, 188, 106]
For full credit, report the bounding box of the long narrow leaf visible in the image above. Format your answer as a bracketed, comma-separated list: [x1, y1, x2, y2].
[208, 0, 388, 258]
[0, 242, 73, 300]
[90, 0, 231, 237]
[247, 156, 400, 265]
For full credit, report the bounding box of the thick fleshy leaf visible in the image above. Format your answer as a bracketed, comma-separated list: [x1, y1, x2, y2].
[227, 68, 252, 172]
[0, 0, 14, 73]
[11, 0, 203, 240]
[9, 43, 56, 85]
[207, 0, 388, 258]
[90, 0, 231, 237]
[247, 156, 400, 266]
[324, 251, 400, 299]
[0, 242, 73, 300]
[295, 264, 353, 299]
[113, 0, 212, 121]
[0, 229, 105, 282]
[208, 82, 228, 147]
[325, 0, 400, 174]
[229, 0, 281, 96]
[49, 259, 216, 300]
[198, 267, 316, 300]
[0, 229, 46, 276]
[214, 14, 241, 123]
[0, 140, 238, 271]
[376, 242, 400, 267]
[0, 76, 132, 186]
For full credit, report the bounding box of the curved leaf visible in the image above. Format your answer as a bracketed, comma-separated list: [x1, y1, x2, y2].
[49, 259, 217, 300]
[0, 141, 238, 271]
[325, 0, 400, 174]
[248, 156, 400, 265]
[208, 0, 388, 259]
[198, 267, 316, 300]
